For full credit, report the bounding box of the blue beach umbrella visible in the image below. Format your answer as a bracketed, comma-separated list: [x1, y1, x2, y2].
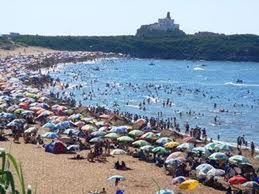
[42, 132, 58, 139]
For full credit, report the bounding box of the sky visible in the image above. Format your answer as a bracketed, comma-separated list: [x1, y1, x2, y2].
[1, 0, 259, 36]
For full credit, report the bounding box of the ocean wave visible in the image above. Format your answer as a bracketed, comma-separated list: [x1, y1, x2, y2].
[126, 104, 139, 108]
[193, 67, 205, 71]
[224, 82, 259, 87]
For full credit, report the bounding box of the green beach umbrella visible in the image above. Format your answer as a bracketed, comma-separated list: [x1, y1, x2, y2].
[242, 181, 259, 189]
[214, 143, 233, 152]
[132, 140, 150, 147]
[128, 129, 144, 137]
[152, 146, 168, 155]
[140, 145, 155, 152]
[14, 108, 25, 114]
[192, 147, 210, 157]
[229, 155, 251, 165]
[89, 137, 104, 143]
[104, 132, 120, 140]
[117, 136, 134, 143]
[209, 152, 228, 161]
[141, 132, 158, 140]
[205, 143, 219, 151]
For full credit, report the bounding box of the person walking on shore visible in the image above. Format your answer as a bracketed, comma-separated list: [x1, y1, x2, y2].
[251, 141, 255, 156]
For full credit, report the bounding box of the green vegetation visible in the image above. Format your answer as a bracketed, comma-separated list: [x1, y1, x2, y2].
[0, 148, 32, 194]
[3, 33, 259, 62]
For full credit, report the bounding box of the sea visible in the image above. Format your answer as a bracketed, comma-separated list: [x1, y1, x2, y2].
[47, 58, 259, 144]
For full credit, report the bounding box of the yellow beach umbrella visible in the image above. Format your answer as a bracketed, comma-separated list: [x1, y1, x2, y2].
[164, 141, 180, 149]
[179, 179, 199, 190]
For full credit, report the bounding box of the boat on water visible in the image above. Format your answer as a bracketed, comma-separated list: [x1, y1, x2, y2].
[236, 79, 243, 84]
[149, 62, 155, 66]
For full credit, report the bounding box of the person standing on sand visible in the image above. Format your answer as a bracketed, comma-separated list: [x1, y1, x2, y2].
[251, 141, 255, 156]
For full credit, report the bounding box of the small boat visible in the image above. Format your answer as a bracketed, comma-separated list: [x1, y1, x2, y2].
[236, 79, 243, 84]
[92, 67, 100, 71]
[149, 62, 155, 66]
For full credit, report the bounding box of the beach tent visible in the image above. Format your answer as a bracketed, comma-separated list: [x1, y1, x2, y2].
[45, 141, 67, 154]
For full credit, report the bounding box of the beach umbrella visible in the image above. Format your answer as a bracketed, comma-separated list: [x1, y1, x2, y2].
[68, 114, 82, 121]
[42, 122, 56, 130]
[0, 112, 15, 120]
[155, 189, 174, 194]
[192, 147, 210, 157]
[164, 141, 180, 149]
[141, 132, 158, 140]
[242, 181, 259, 189]
[255, 155, 259, 160]
[140, 145, 154, 152]
[42, 132, 58, 139]
[179, 179, 199, 190]
[156, 137, 172, 145]
[177, 143, 194, 151]
[132, 140, 150, 147]
[99, 114, 110, 119]
[229, 155, 251, 165]
[117, 136, 134, 143]
[64, 128, 80, 136]
[98, 126, 109, 132]
[196, 164, 215, 174]
[166, 152, 185, 161]
[228, 175, 247, 185]
[14, 108, 25, 114]
[209, 152, 228, 161]
[37, 111, 53, 118]
[165, 158, 183, 167]
[89, 137, 104, 143]
[152, 146, 168, 155]
[172, 176, 186, 185]
[110, 149, 127, 156]
[214, 143, 233, 152]
[91, 131, 106, 137]
[24, 127, 38, 134]
[21, 110, 33, 116]
[110, 126, 128, 134]
[107, 175, 125, 182]
[67, 145, 80, 152]
[207, 168, 225, 178]
[19, 102, 29, 109]
[55, 121, 73, 130]
[7, 119, 26, 128]
[205, 142, 219, 151]
[74, 121, 85, 128]
[128, 129, 144, 137]
[82, 124, 97, 132]
[104, 132, 120, 140]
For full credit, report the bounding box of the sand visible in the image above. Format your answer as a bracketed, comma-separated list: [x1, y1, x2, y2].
[0, 140, 225, 194]
[0, 46, 55, 57]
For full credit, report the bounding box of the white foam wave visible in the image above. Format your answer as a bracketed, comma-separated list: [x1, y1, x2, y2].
[193, 67, 205, 71]
[224, 82, 259, 87]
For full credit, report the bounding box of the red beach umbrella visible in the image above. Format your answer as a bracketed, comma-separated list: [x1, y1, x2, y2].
[228, 175, 247, 185]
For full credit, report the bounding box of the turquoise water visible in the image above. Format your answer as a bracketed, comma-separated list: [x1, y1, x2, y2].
[48, 58, 259, 144]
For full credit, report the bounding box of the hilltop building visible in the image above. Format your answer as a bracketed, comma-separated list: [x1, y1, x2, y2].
[136, 12, 185, 37]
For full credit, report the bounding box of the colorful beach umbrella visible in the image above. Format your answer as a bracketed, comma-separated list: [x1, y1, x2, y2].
[81, 124, 97, 132]
[164, 141, 180, 149]
[179, 179, 199, 190]
[205, 142, 219, 151]
[128, 129, 144, 137]
[228, 175, 247, 185]
[229, 155, 251, 165]
[141, 132, 158, 140]
[152, 146, 168, 155]
[177, 143, 194, 151]
[117, 136, 134, 143]
[110, 149, 127, 156]
[242, 181, 259, 189]
[132, 140, 150, 147]
[140, 145, 154, 152]
[156, 137, 172, 145]
[107, 175, 125, 182]
[208, 152, 228, 161]
[104, 132, 120, 139]
[192, 147, 210, 157]
[89, 137, 104, 143]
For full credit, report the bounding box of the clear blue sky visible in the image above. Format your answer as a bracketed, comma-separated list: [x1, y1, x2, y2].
[1, 0, 259, 36]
